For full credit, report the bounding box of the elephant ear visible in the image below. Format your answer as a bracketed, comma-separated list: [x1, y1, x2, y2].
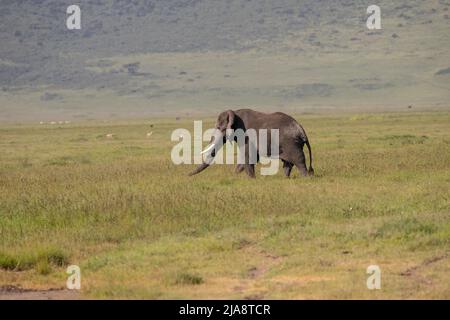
[226, 110, 235, 129]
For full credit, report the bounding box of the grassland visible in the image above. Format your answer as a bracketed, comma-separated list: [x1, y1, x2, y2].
[0, 110, 449, 299]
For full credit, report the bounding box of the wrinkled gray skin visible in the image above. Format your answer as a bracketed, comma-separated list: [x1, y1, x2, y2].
[189, 109, 314, 178]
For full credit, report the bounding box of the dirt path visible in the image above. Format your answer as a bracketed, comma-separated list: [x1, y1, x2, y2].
[0, 285, 80, 300]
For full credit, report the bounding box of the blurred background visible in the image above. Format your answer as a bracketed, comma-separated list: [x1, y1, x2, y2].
[0, 0, 449, 121]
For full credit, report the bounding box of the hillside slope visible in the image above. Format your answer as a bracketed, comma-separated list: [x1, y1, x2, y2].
[0, 0, 449, 120]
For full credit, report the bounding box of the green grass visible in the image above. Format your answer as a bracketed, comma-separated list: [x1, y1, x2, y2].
[0, 111, 449, 299]
[172, 273, 204, 286]
[0, 248, 68, 272]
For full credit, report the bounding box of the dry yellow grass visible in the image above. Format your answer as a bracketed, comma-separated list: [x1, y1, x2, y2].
[0, 110, 449, 299]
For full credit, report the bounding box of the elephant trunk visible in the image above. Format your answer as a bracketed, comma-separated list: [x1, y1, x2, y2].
[189, 130, 223, 176]
[189, 161, 210, 176]
[188, 148, 217, 176]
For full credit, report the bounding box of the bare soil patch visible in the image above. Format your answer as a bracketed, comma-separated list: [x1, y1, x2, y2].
[0, 285, 80, 300]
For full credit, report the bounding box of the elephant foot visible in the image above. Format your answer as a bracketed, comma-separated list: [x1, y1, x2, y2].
[235, 164, 245, 174]
[245, 164, 256, 178]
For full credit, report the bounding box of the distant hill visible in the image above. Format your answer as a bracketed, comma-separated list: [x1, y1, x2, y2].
[1, 0, 449, 121]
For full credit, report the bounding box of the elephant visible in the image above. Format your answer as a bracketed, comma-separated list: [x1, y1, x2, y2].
[189, 109, 314, 178]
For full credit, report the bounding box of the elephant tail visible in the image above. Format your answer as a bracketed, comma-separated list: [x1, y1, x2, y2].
[296, 124, 314, 176]
[304, 139, 314, 176]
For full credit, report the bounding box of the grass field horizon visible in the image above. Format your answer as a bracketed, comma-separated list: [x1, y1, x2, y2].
[1, 108, 449, 299]
[2, 0, 450, 122]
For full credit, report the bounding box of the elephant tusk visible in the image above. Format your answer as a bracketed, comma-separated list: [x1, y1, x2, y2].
[201, 143, 216, 155]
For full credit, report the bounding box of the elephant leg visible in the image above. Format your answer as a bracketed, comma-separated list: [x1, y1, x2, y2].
[235, 164, 245, 174]
[241, 142, 257, 178]
[245, 164, 256, 178]
[292, 149, 308, 177]
[282, 143, 308, 177]
[282, 160, 293, 178]
[234, 145, 259, 174]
